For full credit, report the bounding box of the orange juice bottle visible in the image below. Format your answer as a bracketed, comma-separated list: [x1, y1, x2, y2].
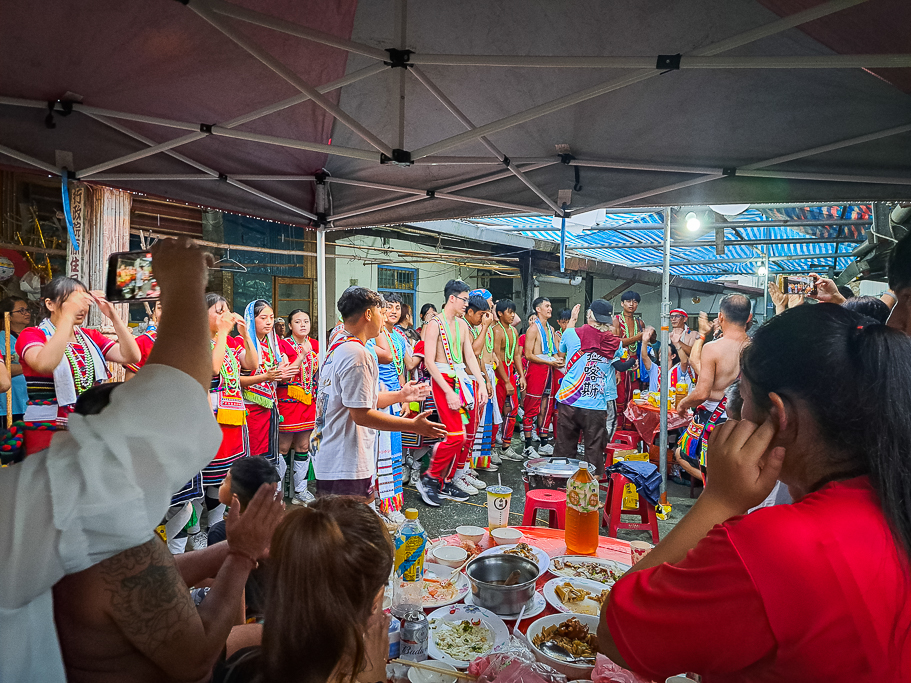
[565, 464, 600, 555]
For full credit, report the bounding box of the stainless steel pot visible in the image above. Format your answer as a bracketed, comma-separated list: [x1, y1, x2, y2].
[522, 457, 596, 490]
[466, 554, 538, 616]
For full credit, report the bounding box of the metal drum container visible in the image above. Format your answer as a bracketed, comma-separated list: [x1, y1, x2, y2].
[466, 554, 538, 616]
[522, 457, 596, 491]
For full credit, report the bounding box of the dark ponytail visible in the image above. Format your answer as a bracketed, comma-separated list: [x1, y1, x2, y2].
[39, 276, 87, 320]
[741, 303, 911, 563]
[205, 292, 227, 310]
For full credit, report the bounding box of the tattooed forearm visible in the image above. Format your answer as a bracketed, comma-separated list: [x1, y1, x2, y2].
[97, 538, 197, 661]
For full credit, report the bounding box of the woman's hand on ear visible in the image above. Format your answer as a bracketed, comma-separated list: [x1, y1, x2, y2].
[703, 417, 786, 516]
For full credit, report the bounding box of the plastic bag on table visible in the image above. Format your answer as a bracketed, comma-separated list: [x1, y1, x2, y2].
[591, 654, 651, 683]
[468, 638, 568, 683]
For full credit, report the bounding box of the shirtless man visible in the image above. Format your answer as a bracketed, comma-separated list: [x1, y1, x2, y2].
[676, 294, 752, 480]
[522, 297, 563, 458]
[492, 299, 525, 462]
[419, 280, 488, 507]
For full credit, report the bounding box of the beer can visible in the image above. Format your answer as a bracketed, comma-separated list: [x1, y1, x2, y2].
[388, 615, 402, 660]
[399, 609, 429, 661]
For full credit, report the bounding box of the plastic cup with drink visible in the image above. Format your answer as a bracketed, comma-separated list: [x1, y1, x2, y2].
[486, 484, 512, 529]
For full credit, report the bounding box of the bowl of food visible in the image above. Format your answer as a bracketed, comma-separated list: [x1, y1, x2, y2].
[406, 660, 458, 683]
[527, 613, 601, 678]
[490, 527, 523, 546]
[466, 554, 538, 616]
[431, 545, 469, 568]
[456, 525, 486, 545]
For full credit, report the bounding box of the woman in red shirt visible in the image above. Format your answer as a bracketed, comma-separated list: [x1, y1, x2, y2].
[277, 309, 318, 505]
[15, 276, 141, 455]
[600, 303, 911, 681]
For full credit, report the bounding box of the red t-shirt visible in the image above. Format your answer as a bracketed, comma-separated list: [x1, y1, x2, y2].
[124, 331, 156, 373]
[16, 326, 115, 379]
[604, 477, 911, 682]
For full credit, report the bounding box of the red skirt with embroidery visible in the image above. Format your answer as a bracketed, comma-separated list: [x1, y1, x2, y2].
[277, 386, 314, 432]
[201, 423, 247, 487]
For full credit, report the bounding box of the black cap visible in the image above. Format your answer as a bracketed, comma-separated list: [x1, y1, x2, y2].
[590, 299, 613, 322]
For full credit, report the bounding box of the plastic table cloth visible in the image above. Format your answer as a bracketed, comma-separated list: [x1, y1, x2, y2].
[623, 400, 690, 444]
[435, 526, 632, 632]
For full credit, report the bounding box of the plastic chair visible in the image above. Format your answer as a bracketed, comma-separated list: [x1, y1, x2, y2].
[612, 430, 640, 447]
[522, 489, 567, 529]
[602, 472, 660, 543]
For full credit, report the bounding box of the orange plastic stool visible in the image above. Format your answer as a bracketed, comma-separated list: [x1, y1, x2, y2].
[612, 431, 639, 446]
[522, 489, 567, 529]
[602, 473, 660, 543]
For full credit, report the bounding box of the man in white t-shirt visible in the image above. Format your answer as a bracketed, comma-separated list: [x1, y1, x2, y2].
[313, 286, 444, 501]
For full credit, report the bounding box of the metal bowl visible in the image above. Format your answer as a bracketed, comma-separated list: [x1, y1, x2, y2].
[465, 554, 539, 616]
[522, 457, 596, 490]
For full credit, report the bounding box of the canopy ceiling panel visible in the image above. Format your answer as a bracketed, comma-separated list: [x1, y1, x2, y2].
[0, 0, 909, 229]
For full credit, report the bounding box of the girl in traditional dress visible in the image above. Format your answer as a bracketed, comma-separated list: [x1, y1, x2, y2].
[16, 276, 141, 455]
[239, 300, 290, 476]
[191, 293, 259, 546]
[278, 309, 319, 506]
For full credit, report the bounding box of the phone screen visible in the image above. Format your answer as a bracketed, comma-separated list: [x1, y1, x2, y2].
[105, 251, 160, 302]
[784, 275, 817, 297]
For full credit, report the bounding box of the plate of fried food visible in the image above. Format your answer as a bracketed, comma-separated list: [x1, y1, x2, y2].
[527, 614, 601, 678]
[477, 543, 550, 577]
[542, 577, 610, 615]
[549, 556, 630, 587]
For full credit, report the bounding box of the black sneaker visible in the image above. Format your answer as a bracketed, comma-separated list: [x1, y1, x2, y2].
[439, 481, 470, 502]
[416, 474, 442, 507]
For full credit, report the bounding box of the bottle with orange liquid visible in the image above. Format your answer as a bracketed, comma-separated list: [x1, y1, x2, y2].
[565, 463, 600, 555]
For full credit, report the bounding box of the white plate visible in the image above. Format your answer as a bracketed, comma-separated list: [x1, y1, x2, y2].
[548, 555, 630, 586]
[427, 604, 510, 669]
[543, 577, 611, 616]
[422, 563, 471, 609]
[464, 590, 547, 620]
[477, 544, 551, 577]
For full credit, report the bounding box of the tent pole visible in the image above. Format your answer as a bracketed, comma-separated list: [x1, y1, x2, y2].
[0, 143, 62, 174]
[659, 208, 671, 506]
[189, 2, 394, 156]
[409, 0, 868, 159]
[763, 253, 770, 322]
[317, 227, 327, 366]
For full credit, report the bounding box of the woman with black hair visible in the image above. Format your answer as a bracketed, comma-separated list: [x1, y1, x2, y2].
[599, 303, 911, 681]
[15, 277, 141, 455]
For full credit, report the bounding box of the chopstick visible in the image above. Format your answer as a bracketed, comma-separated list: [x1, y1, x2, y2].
[390, 658, 478, 681]
[441, 556, 472, 587]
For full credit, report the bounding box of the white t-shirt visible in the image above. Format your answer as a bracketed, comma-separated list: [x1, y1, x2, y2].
[313, 340, 380, 481]
[0, 365, 221, 683]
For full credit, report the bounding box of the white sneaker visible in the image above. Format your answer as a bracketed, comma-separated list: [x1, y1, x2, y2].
[409, 467, 420, 487]
[453, 475, 479, 496]
[187, 531, 208, 551]
[462, 470, 486, 489]
[531, 432, 541, 444]
[523, 446, 539, 459]
[538, 443, 554, 455]
[490, 449, 503, 465]
[501, 445, 522, 461]
[292, 489, 316, 506]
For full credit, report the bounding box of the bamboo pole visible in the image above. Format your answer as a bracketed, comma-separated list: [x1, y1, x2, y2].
[5, 312, 12, 429]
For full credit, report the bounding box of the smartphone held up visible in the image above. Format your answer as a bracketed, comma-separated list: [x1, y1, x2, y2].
[780, 274, 817, 297]
[105, 250, 160, 303]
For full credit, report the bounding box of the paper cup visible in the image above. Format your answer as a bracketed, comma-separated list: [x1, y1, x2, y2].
[629, 540, 653, 565]
[486, 485, 512, 529]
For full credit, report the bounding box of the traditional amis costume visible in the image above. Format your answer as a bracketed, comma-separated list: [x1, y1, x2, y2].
[614, 310, 644, 429]
[495, 321, 520, 449]
[522, 318, 559, 442]
[203, 335, 248, 488]
[16, 321, 114, 455]
[425, 314, 474, 485]
[468, 325, 500, 470]
[376, 326, 407, 514]
[277, 335, 318, 494]
[240, 301, 283, 471]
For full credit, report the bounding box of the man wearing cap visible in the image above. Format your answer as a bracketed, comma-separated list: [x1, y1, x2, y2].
[614, 290, 645, 428]
[669, 309, 698, 357]
[553, 301, 636, 475]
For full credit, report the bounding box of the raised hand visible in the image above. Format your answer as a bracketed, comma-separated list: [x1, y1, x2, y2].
[225, 483, 284, 561]
[216, 309, 237, 335]
[697, 312, 712, 336]
[807, 273, 846, 305]
[59, 290, 92, 325]
[413, 410, 446, 439]
[400, 380, 430, 403]
[150, 236, 213, 296]
[767, 281, 786, 309]
[89, 290, 119, 322]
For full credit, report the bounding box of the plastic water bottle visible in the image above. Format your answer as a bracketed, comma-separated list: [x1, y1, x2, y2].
[392, 508, 428, 617]
[565, 464, 600, 555]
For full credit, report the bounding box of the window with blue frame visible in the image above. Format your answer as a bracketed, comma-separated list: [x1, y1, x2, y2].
[377, 266, 417, 317]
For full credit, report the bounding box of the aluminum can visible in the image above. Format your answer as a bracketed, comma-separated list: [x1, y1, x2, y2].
[399, 609, 429, 661]
[388, 615, 401, 660]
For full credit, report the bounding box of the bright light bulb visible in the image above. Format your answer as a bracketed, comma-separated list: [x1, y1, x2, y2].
[685, 212, 701, 232]
[756, 265, 768, 276]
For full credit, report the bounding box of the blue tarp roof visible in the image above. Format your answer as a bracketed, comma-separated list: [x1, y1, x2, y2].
[474, 205, 871, 281]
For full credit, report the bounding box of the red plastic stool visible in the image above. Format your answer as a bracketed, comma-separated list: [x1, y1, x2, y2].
[602, 473, 660, 543]
[522, 489, 567, 529]
[612, 430, 639, 447]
